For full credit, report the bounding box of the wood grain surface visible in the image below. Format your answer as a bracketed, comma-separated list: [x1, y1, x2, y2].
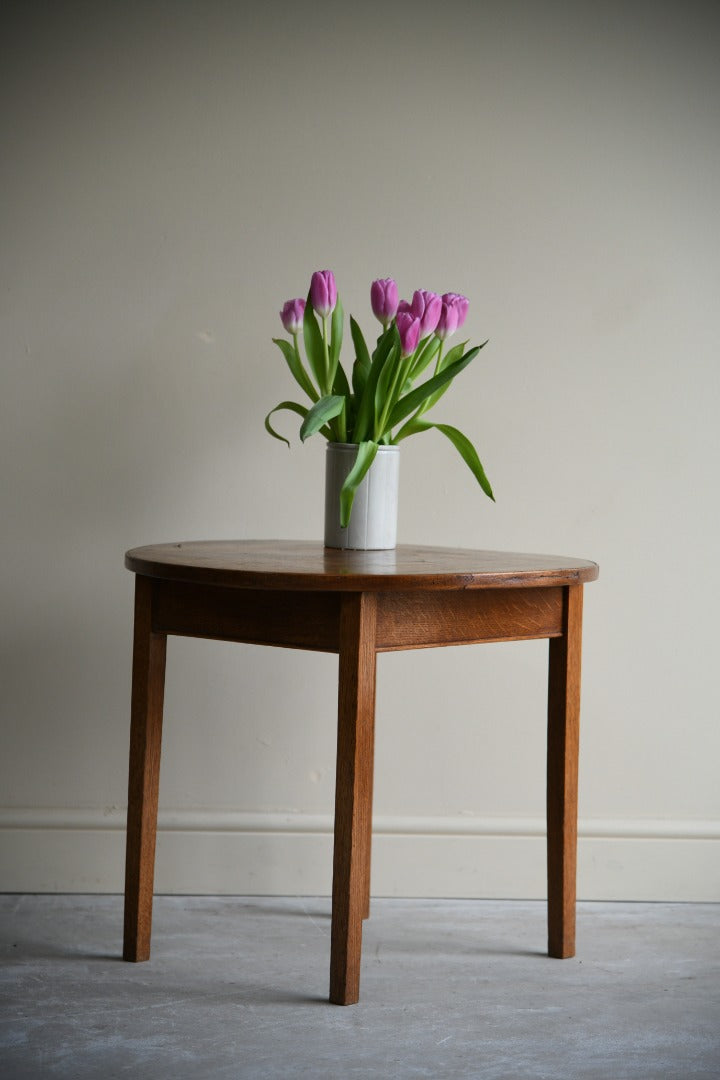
[330, 593, 378, 1005]
[125, 540, 598, 592]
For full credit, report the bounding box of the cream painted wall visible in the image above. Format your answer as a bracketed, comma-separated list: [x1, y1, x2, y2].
[2, 1, 719, 900]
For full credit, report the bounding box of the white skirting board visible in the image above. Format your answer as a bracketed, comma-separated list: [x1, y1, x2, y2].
[1, 809, 718, 901]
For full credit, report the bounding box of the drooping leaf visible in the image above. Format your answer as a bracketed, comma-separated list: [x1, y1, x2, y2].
[299, 394, 345, 442]
[433, 423, 494, 499]
[272, 338, 318, 402]
[396, 418, 494, 500]
[264, 400, 310, 447]
[339, 440, 379, 528]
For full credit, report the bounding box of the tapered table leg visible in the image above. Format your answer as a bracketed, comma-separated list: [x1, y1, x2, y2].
[329, 592, 377, 1005]
[361, 699, 376, 923]
[123, 576, 167, 962]
[547, 584, 583, 958]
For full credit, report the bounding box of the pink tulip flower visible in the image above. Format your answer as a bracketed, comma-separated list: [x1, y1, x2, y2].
[435, 293, 469, 340]
[410, 290, 442, 337]
[443, 293, 469, 327]
[370, 278, 399, 326]
[397, 299, 412, 316]
[280, 298, 306, 335]
[396, 311, 422, 358]
[310, 270, 337, 318]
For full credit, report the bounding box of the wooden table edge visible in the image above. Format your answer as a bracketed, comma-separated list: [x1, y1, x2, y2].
[125, 543, 599, 593]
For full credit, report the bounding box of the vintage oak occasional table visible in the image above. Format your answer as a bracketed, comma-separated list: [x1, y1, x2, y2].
[123, 540, 598, 1005]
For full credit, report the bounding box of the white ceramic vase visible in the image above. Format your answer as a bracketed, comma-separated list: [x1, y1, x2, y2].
[324, 442, 400, 550]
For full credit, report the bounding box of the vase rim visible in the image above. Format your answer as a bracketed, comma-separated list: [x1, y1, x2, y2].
[326, 441, 399, 453]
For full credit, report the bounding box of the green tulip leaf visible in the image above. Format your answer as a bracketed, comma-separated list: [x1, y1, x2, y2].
[397, 418, 494, 500]
[299, 394, 345, 442]
[375, 340, 402, 433]
[303, 295, 326, 390]
[353, 325, 398, 443]
[329, 294, 344, 377]
[332, 361, 351, 399]
[408, 335, 440, 381]
[264, 400, 310, 447]
[350, 316, 371, 380]
[437, 340, 466, 374]
[339, 440, 379, 528]
[387, 344, 485, 430]
[332, 362, 353, 439]
[272, 338, 318, 402]
[350, 317, 372, 401]
[351, 358, 368, 402]
[417, 343, 465, 410]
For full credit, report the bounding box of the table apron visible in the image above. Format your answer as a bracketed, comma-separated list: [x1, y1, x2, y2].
[151, 579, 342, 652]
[375, 587, 564, 650]
[148, 578, 564, 652]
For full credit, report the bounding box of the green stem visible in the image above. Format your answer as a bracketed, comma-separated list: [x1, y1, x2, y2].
[321, 315, 347, 441]
[293, 332, 318, 401]
[415, 338, 444, 419]
[408, 335, 438, 382]
[321, 316, 330, 395]
[375, 351, 414, 442]
[322, 316, 335, 439]
[394, 340, 444, 441]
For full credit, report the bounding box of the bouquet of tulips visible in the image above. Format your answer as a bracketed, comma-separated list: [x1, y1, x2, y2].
[266, 270, 494, 527]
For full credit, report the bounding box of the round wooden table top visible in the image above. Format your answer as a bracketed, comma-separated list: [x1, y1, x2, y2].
[125, 541, 599, 593]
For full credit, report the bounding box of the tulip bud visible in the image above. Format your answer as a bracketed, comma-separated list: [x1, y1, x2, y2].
[310, 270, 337, 318]
[396, 311, 421, 358]
[280, 298, 306, 335]
[410, 289, 442, 338]
[370, 278, 399, 326]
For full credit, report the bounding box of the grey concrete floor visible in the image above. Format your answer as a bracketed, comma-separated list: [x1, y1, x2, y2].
[1, 896, 718, 1079]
